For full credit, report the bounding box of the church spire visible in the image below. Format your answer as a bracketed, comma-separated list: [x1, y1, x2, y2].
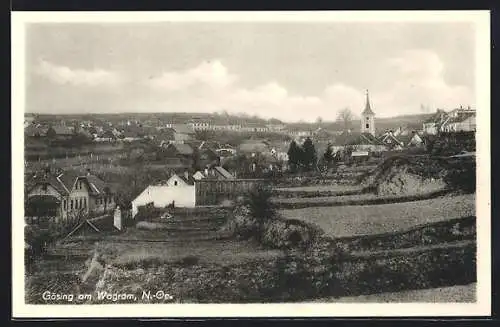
[362, 89, 375, 115]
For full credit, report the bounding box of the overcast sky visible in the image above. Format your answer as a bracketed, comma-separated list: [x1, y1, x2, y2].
[25, 22, 475, 122]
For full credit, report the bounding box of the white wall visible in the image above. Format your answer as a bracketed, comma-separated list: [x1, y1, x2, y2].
[131, 184, 196, 217]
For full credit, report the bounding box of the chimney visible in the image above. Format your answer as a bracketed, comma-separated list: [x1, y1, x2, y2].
[184, 170, 189, 180]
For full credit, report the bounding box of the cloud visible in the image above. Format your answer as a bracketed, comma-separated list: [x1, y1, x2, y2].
[376, 49, 474, 115]
[32, 52, 474, 122]
[36, 59, 123, 87]
[146, 60, 238, 91]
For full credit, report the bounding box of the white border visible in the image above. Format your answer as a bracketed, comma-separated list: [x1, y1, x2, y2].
[12, 10, 491, 318]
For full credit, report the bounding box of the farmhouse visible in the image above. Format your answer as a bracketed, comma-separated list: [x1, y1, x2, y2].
[25, 169, 116, 223]
[330, 130, 387, 153]
[159, 143, 194, 167]
[171, 124, 195, 142]
[131, 170, 261, 217]
[131, 172, 196, 217]
[46, 125, 75, 141]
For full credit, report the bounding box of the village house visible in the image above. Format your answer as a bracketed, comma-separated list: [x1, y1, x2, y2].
[441, 107, 476, 133]
[24, 113, 36, 128]
[25, 124, 49, 138]
[25, 169, 116, 223]
[46, 125, 75, 141]
[238, 140, 270, 156]
[422, 106, 476, 134]
[171, 124, 195, 142]
[159, 142, 194, 167]
[131, 170, 261, 216]
[422, 109, 449, 135]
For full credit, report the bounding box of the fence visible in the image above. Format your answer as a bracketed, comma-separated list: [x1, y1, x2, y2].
[195, 179, 266, 206]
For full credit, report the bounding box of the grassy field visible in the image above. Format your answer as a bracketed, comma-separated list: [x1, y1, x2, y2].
[314, 283, 476, 303]
[99, 238, 283, 268]
[275, 185, 364, 193]
[280, 194, 475, 238]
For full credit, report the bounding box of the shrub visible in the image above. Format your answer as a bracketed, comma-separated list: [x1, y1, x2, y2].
[261, 218, 325, 249]
[444, 160, 476, 193]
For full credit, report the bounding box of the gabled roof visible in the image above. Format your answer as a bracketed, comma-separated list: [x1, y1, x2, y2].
[27, 170, 112, 196]
[176, 173, 196, 185]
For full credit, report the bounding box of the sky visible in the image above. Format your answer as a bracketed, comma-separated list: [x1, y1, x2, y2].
[25, 22, 476, 122]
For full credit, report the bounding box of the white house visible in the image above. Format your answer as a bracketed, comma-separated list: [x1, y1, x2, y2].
[131, 173, 196, 217]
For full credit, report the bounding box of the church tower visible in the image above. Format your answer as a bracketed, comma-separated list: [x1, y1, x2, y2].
[361, 89, 376, 136]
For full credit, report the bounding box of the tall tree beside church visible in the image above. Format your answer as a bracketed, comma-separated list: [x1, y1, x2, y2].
[301, 137, 317, 171]
[337, 107, 354, 131]
[287, 140, 302, 172]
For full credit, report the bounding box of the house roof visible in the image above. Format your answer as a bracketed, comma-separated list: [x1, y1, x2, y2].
[27, 170, 112, 196]
[214, 166, 234, 179]
[176, 173, 196, 185]
[332, 131, 385, 146]
[169, 143, 194, 155]
[445, 113, 475, 124]
[424, 110, 448, 124]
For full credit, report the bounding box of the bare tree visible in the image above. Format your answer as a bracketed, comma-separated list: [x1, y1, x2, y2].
[337, 108, 354, 131]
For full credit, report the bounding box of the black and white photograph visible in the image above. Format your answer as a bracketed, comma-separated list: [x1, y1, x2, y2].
[12, 11, 491, 318]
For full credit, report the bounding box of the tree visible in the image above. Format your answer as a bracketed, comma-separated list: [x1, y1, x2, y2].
[323, 143, 334, 164]
[301, 137, 317, 171]
[287, 140, 302, 172]
[316, 116, 323, 127]
[337, 108, 354, 131]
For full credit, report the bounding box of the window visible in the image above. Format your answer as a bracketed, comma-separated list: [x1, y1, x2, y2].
[70, 199, 74, 210]
[83, 198, 87, 208]
[366, 117, 370, 121]
[174, 181, 178, 186]
[366, 124, 369, 129]
[63, 200, 67, 210]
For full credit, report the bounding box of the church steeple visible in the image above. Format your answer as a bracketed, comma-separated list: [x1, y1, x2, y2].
[362, 89, 375, 116]
[360, 89, 376, 136]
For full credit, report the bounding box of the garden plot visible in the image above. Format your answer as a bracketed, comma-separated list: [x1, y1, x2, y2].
[280, 194, 475, 238]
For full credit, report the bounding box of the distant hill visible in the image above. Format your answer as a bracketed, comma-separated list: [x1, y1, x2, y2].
[29, 111, 431, 132]
[286, 113, 433, 132]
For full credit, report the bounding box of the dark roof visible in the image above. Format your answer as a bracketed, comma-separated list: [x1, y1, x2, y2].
[361, 91, 375, 116]
[27, 170, 112, 196]
[332, 131, 385, 146]
[214, 166, 234, 179]
[169, 143, 194, 155]
[178, 174, 196, 185]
